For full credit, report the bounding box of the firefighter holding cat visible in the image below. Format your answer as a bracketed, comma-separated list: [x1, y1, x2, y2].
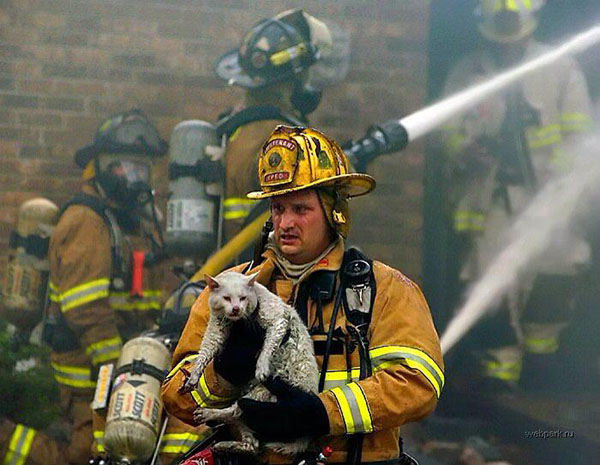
[162, 125, 443, 465]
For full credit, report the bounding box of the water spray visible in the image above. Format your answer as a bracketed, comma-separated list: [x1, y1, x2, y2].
[440, 136, 600, 354]
[344, 25, 600, 168]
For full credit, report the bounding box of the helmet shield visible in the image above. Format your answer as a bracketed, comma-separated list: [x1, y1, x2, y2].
[309, 22, 350, 88]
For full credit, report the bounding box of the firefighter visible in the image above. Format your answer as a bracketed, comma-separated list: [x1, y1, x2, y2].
[215, 8, 332, 242]
[162, 125, 444, 465]
[440, 0, 593, 390]
[0, 110, 168, 465]
[156, 13, 335, 460]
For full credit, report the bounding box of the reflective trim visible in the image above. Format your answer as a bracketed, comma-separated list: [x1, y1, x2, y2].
[323, 368, 360, 391]
[57, 278, 110, 312]
[191, 372, 233, 408]
[524, 336, 559, 354]
[109, 289, 162, 311]
[165, 354, 199, 381]
[444, 132, 467, 156]
[370, 345, 445, 398]
[85, 336, 123, 365]
[48, 281, 59, 303]
[160, 430, 211, 454]
[93, 430, 105, 453]
[330, 383, 373, 434]
[50, 362, 96, 389]
[223, 198, 256, 220]
[2, 424, 35, 465]
[489, 0, 532, 12]
[526, 124, 561, 149]
[454, 210, 485, 233]
[483, 360, 522, 381]
[270, 43, 308, 66]
[560, 112, 593, 133]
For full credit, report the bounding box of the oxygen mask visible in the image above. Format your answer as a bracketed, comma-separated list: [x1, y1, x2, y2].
[96, 154, 154, 208]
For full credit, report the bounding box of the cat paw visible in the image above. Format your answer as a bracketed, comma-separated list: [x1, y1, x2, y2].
[193, 407, 221, 424]
[255, 360, 270, 382]
[266, 440, 310, 456]
[213, 441, 257, 455]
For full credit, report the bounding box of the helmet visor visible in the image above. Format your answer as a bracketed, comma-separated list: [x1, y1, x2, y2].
[98, 156, 151, 185]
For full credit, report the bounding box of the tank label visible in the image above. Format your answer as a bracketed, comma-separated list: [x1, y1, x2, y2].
[167, 199, 214, 233]
[107, 386, 162, 431]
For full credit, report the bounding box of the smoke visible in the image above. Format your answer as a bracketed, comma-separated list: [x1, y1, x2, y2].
[441, 134, 600, 354]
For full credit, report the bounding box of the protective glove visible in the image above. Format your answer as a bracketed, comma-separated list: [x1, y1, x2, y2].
[213, 318, 265, 386]
[238, 377, 330, 442]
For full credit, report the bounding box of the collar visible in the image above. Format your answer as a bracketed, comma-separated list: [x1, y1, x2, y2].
[256, 237, 345, 286]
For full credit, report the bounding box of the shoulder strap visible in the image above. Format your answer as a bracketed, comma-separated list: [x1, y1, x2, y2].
[215, 105, 305, 139]
[59, 193, 126, 289]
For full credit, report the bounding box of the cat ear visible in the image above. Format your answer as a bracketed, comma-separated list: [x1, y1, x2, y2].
[246, 272, 259, 287]
[205, 274, 220, 290]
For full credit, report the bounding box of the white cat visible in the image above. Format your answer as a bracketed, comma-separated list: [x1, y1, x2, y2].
[183, 271, 320, 456]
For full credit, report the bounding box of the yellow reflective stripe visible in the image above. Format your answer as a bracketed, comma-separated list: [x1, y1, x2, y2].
[109, 290, 162, 311]
[560, 113, 592, 133]
[270, 43, 307, 66]
[58, 278, 110, 312]
[85, 336, 123, 365]
[48, 281, 59, 302]
[483, 360, 521, 381]
[93, 430, 105, 453]
[330, 387, 356, 433]
[165, 354, 199, 381]
[454, 210, 485, 232]
[560, 112, 591, 123]
[50, 362, 96, 389]
[370, 345, 445, 398]
[524, 336, 559, 354]
[323, 368, 360, 390]
[330, 383, 373, 434]
[223, 198, 255, 220]
[160, 431, 207, 454]
[526, 124, 562, 149]
[3, 424, 36, 465]
[192, 372, 232, 408]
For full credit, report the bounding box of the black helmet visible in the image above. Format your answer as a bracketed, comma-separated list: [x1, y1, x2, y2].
[74, 109, 167, 169]
[215, 9, 327, 89]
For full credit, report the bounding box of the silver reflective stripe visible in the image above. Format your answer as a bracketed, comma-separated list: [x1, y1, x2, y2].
[330, 383, 373, 434]
[58, 278, 110, 312]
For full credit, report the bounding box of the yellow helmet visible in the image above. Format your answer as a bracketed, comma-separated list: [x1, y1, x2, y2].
[476, 0, 544, 43]
[247, 125, 375, 200]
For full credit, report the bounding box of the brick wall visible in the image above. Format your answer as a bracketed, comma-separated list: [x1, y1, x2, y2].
[0, 0, 430, 282]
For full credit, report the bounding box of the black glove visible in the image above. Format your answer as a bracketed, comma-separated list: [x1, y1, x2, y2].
[238, 377, 330, 442]
[213, 319, 265, 386]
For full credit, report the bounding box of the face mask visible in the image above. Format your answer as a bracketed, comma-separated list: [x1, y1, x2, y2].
[96, 155, 153, 208]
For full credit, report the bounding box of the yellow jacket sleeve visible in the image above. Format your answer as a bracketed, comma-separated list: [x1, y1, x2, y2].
[319, 262, 444, 435]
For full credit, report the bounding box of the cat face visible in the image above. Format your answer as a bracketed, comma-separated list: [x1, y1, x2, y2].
[205, 272, 259, 321]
